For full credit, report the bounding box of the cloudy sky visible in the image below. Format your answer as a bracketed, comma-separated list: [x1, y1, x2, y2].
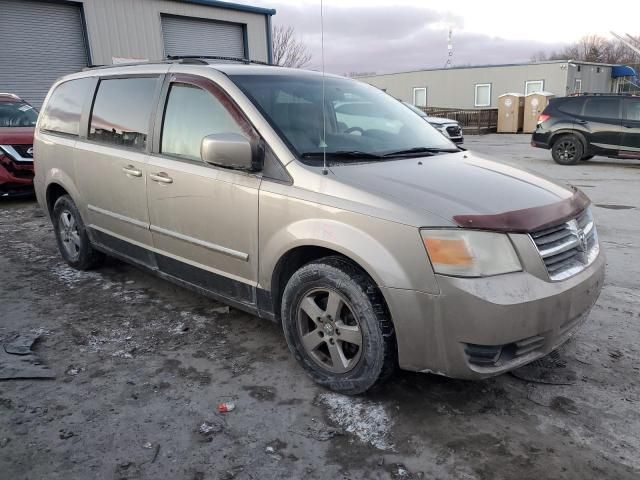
[240, 0, 639, 74]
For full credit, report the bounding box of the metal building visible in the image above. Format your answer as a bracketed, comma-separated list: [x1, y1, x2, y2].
[0, 0, 275, 107]
[357, 61, 638, 109]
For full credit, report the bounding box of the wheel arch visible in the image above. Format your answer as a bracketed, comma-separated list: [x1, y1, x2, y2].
[549, 129, 589, 151]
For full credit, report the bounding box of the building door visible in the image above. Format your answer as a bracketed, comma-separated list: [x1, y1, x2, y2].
[0, 0, 88, 108]
[161, 15, 246, 59]
[146, 73, 260, 304]
[621, 97, 640, 158]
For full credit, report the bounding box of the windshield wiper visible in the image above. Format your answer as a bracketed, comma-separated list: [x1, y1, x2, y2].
[382, 147, 460, 157]
[300, 150, 384, 160]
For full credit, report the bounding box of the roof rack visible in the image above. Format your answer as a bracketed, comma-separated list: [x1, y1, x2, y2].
[166, 55, 270, 65]
[84, 55, 271, 71]
[568, 92, 639, 97]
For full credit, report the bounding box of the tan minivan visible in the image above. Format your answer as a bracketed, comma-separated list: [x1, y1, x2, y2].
[34, 60, 604, 394]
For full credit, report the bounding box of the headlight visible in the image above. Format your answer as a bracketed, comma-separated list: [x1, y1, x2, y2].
[421, 229, 521, 277]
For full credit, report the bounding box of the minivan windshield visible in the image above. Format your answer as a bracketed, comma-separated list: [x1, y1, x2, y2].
[230, 73, 457, 163]
[0, 101, 38, 127]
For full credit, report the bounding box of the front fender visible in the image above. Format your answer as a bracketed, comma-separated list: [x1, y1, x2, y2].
[259, 215, 439, 294]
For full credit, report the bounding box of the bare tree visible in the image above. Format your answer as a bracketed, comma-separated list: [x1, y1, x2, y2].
[272, 25, 312, 68]
[532, 34, 640, 67]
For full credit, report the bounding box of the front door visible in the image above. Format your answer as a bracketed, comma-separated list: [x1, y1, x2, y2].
[75, 75, 164, 258]
[621, 97, 640, 159]
[146, 73, 261, 305]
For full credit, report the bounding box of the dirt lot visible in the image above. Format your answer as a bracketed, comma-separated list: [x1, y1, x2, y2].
[1, 134, 639, 480]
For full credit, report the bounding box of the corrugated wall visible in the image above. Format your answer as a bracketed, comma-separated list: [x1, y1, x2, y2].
[81, 0, 269, 64]
[358, 63, 571, 109]
[566, 64, 613, 94]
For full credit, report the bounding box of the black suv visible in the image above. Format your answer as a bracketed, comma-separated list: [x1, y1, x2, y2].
[531, 94, 640, 165]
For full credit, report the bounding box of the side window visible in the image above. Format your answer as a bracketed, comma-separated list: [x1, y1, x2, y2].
[583, 98, 621, 120]
[624, 99, 640, 122]
[161, 83, 243, 161]
[89, 77, 158, 150]
[40, 78, 93, 136]
[557, 98, 584, 116]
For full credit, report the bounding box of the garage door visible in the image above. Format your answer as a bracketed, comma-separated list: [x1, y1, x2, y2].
[161, 15, 245, 60]
[0, 0, 88, 108]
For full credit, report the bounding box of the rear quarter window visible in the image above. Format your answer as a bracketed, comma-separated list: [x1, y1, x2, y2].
[556, 98, 584, 116]
[40, 78, 94, 136]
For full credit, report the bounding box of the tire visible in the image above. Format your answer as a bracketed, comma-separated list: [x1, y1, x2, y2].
[281, 256, 396, 394]
[551, 134, 583, 165]
[52, 195, 104, 270]
[581, 154, 594, 161]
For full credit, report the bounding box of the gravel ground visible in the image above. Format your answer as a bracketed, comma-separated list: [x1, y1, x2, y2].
[1, 134, 639, 480]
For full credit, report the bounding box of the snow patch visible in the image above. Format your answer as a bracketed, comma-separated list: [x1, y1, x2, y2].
[318, 393, 394, 450]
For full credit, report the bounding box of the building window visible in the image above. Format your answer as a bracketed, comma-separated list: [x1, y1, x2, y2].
[577, 65, 581, 72]
[474, 83, 491, 107]
[525, 80, 544, 95]
[597, 67, 601, 73]
[574, 79, 582, 94]
[413, 87, 427, 107]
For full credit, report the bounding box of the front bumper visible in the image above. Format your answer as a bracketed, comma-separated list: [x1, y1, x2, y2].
[0, 158, 34, 196]
[382, 250, 605, 379]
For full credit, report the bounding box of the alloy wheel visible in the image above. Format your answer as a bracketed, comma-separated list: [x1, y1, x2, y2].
[58, 210, 81, 260]
[555, 140, 577, 162]
[296, 288, 363, 374]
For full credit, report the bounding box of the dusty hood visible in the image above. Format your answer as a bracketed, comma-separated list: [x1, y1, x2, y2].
[330, 151, 584, 231]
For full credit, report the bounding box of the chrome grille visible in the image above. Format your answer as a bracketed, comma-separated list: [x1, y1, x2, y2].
[446, 125, 461, 136]
[530, 208, 599, 281]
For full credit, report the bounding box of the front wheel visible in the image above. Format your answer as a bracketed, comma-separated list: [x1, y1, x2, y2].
[281, 256, 396, 394]
[551, 135, 583, 165]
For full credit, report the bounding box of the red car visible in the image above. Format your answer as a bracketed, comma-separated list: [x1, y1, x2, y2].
[0, 93, 38, 197]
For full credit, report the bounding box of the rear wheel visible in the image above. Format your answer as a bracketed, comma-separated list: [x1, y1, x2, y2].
[52, 195, 104, 270]
[281, 256, 396, 394]
[551, 135, 583, 165]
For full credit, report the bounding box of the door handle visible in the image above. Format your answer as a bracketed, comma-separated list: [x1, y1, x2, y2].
[576, 119, 588, 124]
[623, 124, 634, 128]
[122, 165, 142, 177]
[149, 172, 173, 184]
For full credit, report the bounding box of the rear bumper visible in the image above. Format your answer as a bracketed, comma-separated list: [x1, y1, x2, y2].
[531, 130, 552, 149]
[382, 250, 605, 379]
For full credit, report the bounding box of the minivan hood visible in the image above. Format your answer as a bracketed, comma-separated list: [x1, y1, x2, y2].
[330, 151, 578, 230]
[425, 117, 456, 125]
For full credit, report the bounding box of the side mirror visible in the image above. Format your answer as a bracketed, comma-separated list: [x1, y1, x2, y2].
[201, 133, 262, 171]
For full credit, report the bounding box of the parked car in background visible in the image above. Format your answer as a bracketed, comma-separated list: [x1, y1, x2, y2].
[0, 93, 37, 197]
[531, 93, 640, 165]
[402, 101, 464, 144]
[35, 61, 603, 394]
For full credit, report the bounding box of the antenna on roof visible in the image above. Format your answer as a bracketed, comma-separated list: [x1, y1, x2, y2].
[320, 0, 328, 176]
